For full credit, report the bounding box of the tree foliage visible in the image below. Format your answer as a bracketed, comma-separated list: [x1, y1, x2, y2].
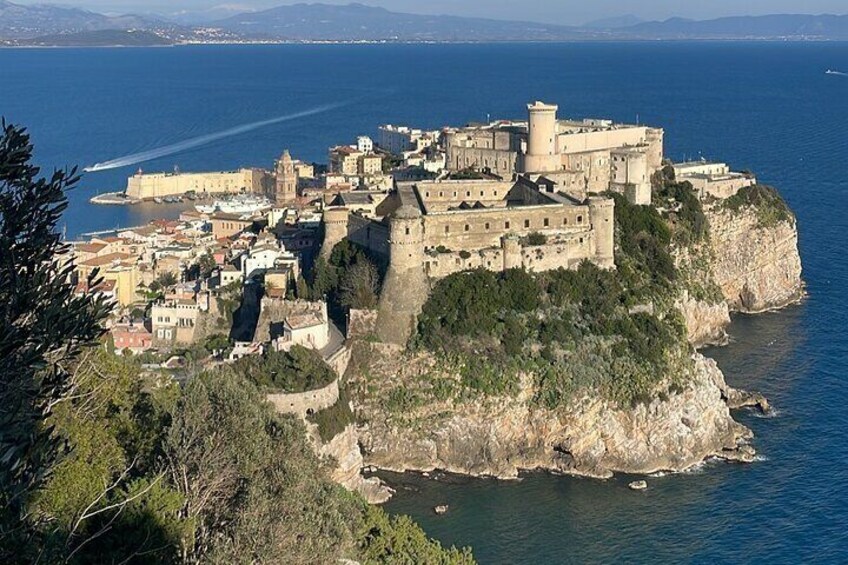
[230, 344, 337, 392]
[0, 121, 112, 542]
[0, 123, 472, 563]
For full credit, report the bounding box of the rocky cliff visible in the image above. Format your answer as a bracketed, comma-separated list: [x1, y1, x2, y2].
[676, 200, 803, 347]
[313, 422, 393, 503]
[350, 345, 758, 479]
[324, 186, 802, 492]
[705, 204, 803, 313]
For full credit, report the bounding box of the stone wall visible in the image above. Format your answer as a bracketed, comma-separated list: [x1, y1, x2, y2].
[417, 180, 514, 211]
[266, 378, 340, 417]
[126, 168, 269, 200]
[348, 309, 378, 339]
[421, 204, 592, 250]
[347, 214, 390, 257]
[422, 232, 595, 279]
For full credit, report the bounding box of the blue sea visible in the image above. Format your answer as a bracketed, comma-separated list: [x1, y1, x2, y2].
[1, 42, 846, 562]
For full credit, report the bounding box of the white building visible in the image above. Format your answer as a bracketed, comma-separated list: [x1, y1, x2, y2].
[357, 136, 374, 153]
[378, 125, 438, 155]
[274, 302, 330, 352]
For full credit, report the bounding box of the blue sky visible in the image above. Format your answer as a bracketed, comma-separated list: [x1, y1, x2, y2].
[15, 0, 848, 25]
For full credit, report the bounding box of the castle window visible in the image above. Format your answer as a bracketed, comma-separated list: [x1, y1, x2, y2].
[439, 191, 444, 197]
[453, 191, 457, 197]
[464, 224, 470, 232]
[544, 218, 550, 227]
[505, 221, 511, 229]
[494, 191, 498, 196]
[480, 191, 484, 197]
[485, 222, 490, 230]
[466, 191, 471, 197]
[445, 226, 450, 234]
[563, 218, 568, 225]
[405, 227, 410, 235]
[524, 219, 530, 228]
[577, 215, 583, 223]
[580, 237, 584, 244]
[425, 191, 430, 198]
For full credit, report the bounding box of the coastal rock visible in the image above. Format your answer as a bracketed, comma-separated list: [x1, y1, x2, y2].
[679, 293, 731, 348]
[706, 206, 803, 312]
[353, 346, 755, 480]
[434, 504, 449, 515]
[317, 423, 393, 504]
[629, 480, 648, 491]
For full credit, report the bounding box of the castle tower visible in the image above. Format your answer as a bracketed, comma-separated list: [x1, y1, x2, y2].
[588, 197, 615, 269]
[275, 150, 297, 205]
[375, 205, 429, 346]
[319, 207, 349, 259]
[522, 101, 560, 174]
[502, 234, 522, 270]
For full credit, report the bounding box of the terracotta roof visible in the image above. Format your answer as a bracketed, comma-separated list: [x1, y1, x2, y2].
[76, 242, 108, 254]
[79, 252, 133, 268]
[285, 313, 324, 330]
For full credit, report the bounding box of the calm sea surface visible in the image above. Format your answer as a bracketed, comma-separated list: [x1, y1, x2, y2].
[1, 42, 846, 562]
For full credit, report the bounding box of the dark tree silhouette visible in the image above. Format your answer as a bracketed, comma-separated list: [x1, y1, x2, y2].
[0, 121, 111, 535]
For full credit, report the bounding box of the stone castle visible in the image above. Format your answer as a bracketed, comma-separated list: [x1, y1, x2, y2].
[320, 100, 658, 345]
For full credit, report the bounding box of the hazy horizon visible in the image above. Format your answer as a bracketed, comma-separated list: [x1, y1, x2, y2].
[9, 0, 848, 26]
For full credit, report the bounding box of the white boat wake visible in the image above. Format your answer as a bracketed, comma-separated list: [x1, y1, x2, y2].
[83, 101, 348, 173]
[825, 69, 848, 77]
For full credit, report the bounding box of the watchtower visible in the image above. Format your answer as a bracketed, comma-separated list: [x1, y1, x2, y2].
[376, 204, 428, 345]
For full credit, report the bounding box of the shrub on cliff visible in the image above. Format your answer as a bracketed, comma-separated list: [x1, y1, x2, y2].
[232, 344, 337, 393]
[308, 386, 355, 442]
[654, 180, 709, 244]
[415, 261, 688, 407]
[722, 184, 793, 228]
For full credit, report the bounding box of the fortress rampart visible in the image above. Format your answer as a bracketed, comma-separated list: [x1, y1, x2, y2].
[126, 168, 270, 200]
[266, 378, 340, 417]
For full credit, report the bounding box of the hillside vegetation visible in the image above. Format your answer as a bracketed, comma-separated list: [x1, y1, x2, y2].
[412, 193, 692, 408]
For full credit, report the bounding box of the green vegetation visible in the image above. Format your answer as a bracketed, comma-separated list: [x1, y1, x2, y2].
[414, 194, 695, 407]
[231, 344, 337, 393]
[526, 232, 548, 246]
[723, 184, 793, 228]
[308, 387, 355, 442]
[149, 271, 179, 292]
[215, 279, 243, 327]
[0, 123, 472, 564]
[309, 239, 385, 325]
[651, 171, 709, 245]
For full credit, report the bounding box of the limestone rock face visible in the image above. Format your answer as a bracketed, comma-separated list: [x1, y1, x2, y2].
[679, 294, 731, 348]
[357, 353, 753, 480]
[318, 423, 392, 504]
[706, 207, 803, 312]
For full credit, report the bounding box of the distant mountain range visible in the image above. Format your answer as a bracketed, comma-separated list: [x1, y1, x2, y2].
[2, 1, 848, 46]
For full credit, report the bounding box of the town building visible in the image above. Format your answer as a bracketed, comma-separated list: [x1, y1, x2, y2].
[111, 321, 153, 354]
[273, 302, 330, 352]
[673, 161, 756, 199]
[210, 213, 256, 239]
[378, 125, 438, 154]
